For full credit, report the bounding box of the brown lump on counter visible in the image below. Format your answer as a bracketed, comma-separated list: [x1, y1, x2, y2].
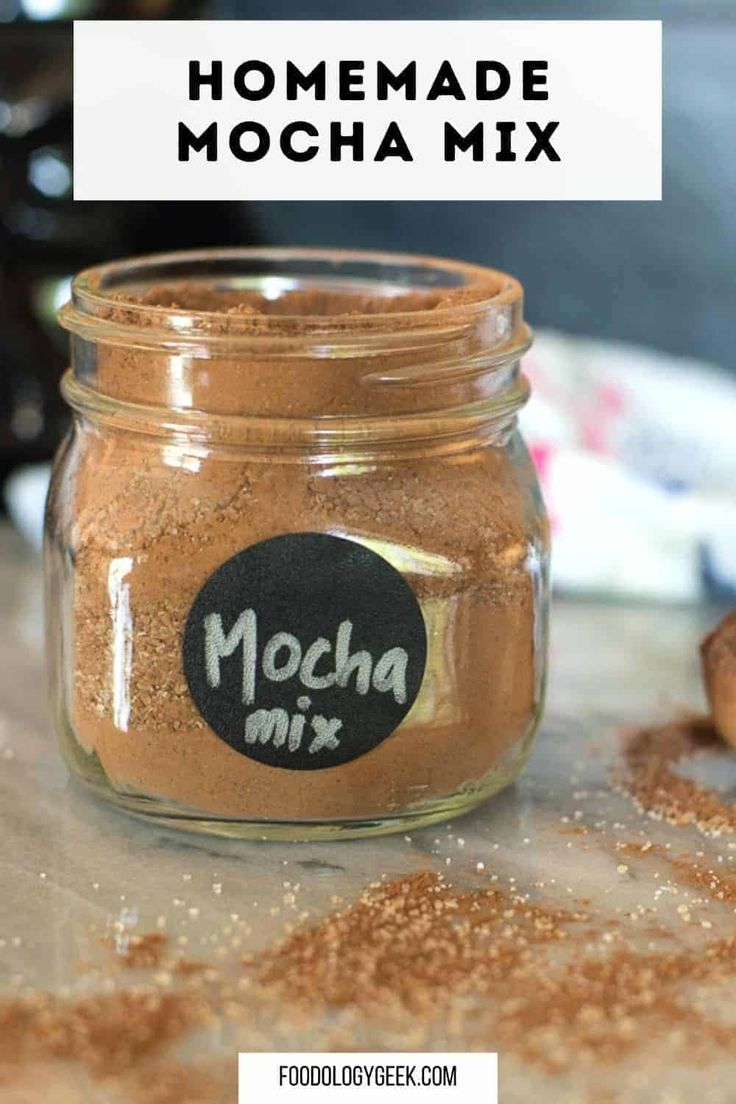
[701, 610, 736, 748]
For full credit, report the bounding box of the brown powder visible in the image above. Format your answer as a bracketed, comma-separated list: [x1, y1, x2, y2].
[497, 938, 736, 1072]
[56, 274, 543, 824]
[7, 867, 736, 1096]
[615, 714, 736, 835]
[0, 988, 209, 1075]
[243, 871, 736, 1071]
[109, 931, 169, 969]
[246, 871, 584, 1015]
[131, 1062, 235, 1104]
[616, 840, 736, 905]
[99, 931, 209, 978]
[110, 279, 502, 319]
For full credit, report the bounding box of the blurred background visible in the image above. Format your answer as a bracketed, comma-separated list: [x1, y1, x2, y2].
[1, 0, 736, 601]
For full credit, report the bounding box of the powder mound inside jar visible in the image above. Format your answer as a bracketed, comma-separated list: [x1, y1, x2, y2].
[105, 265, 506, 323]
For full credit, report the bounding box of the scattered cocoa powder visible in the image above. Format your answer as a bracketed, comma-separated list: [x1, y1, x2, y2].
[616, 839, 736, 905]
[100, 931, 211, 979]
[52, 256, 545, 825]
[0, 987, 209, 1075]
[246, 870, 586, 1015]
[131, 1062, 234, 1104]
[241, 870, 736, 1071]
[109, 931, 169, 969]
[615, 714, 736, 835]
[7, 866, 736, 1097]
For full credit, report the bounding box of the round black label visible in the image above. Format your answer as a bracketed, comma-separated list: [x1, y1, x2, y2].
[183, 533, 427, 771]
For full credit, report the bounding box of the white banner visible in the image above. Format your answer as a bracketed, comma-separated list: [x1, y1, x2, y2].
[237, 1054, 498, 1104]
[74, 20, 661, 202]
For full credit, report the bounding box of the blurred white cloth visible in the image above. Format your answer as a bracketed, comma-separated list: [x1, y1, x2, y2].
[4, 464, 50, 553]
[523, 331, 736, 601]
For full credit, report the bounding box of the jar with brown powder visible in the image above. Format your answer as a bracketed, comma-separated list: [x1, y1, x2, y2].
[45, 248, 549, 839]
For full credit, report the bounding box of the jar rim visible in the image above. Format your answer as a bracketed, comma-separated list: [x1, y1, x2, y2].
[59, 246, 525, 348]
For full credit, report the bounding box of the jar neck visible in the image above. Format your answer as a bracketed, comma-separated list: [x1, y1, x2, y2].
[62, 358, 529, 461]
[58, 248, 532, 456]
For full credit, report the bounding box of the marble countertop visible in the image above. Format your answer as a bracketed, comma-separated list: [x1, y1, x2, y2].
[0, 522, 734, 1104]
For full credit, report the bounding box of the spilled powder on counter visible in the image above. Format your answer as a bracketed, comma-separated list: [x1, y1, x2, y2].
[616, 839, 736, 906]
[0, 986, 209, 1075]
[7, 865, 736, 1096]
[130, 1062, 235, 1104]
[241, 870, 736, 1070]
[108, 931, 169, 970]
[245, 870, 586, 1015]
[615, 714, 736, 835]
[68, 280, 540, 821]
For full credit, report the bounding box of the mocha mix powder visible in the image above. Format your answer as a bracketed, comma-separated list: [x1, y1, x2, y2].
[50, 252, 547, 830]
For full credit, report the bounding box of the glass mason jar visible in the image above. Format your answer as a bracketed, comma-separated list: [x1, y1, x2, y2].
[45, 248, 549, 840]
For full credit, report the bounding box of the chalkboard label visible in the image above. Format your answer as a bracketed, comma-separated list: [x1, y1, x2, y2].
[183, 533, 427, 771]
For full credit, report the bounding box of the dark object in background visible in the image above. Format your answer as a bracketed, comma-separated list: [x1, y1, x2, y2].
[231, 0, 736, 371]
[0, 14, 259, 484]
